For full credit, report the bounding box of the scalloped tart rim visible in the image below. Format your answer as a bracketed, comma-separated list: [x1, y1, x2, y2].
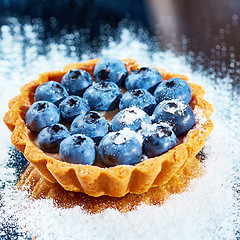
[17, 155, 202, 213]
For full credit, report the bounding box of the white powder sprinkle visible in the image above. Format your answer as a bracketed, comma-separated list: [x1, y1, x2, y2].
[0, 18, 239, 240]
[134, 131, 144, 145]
[140, 122, 172, 138]
[163, 99, 187, 116]
[192, 108, 208, 130]
[118, 106, 147, 125]
[112, 131, 129, 145]
[112, 128, 143, 145]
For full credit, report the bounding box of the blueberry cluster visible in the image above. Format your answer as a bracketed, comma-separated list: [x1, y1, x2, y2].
[25, 57, 195, 167]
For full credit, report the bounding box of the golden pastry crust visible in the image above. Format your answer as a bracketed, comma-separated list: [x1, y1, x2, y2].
[4, 58, 213, 197]
[17, 156, 202, 213]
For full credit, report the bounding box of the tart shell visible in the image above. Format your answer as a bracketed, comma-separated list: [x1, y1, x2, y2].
[4, 58, 214, 197]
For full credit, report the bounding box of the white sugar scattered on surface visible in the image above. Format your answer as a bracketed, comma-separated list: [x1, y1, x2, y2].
[112, 130, 130, 145]
[192, 108, 208, 130]
[111, 128, 141, 145]
[134, 131, 144, 145]
[1, 19, 240, 240]
[118, 106, 147, 125]
[112, 133, 126, 145]
[140, 122, 173, 139]
[162, 99, 187, 115]
[118, 127, 144, 145]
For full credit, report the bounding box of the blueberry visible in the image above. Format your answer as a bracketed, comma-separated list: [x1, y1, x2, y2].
[152, 99, 195, 136]
[34, 81, 69, 106]
[25, 101, 60, 132]
[141, 123, 177, 158]
[61, 69, 93, 97]
[59, 134, 96, 165]
[125, 67, 163, 93]
[154, 78, 192, 104]
[83, 81, 122, 111]
[119, 89, 157, 115]
[98, 129, 142, 167]
[71, 111, 109, 144]
[94, 57, 127, 86]
[111, 106, 152, 132]
[59, 95, 90, 124]
[37, 123, 70, 153]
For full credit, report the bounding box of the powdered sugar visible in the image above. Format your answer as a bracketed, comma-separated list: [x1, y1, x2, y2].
[140, 122, 158, 134]
[163, 99, 187, 116]
[0, 18, 239, 240]
[112, 128, 134, 144]
[133, 131, 144, 145]
[111, 128, 143, 145]
[192, 108, 208, 130]
[112, 134, 126, 145]
[118, 106, 147, 125]
[140, 122, 173, 138]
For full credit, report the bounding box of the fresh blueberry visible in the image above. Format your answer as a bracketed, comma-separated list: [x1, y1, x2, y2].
[98, 129, 142, 167]
[119, 89, 157, 115]
[83, 81, 122, 111]
[25, 101, 60, 132]
[152, 99, 195, 136]
[154, 78, 192, 104]
[59, 95, 90, 124]
[125, 67, 163, 93]
[71, 111, 109, 145]
[34, 81, 69, 106]
[37, 123, 70, 153]
[111, 106, 152, 132]
[59, 134, 96, 165]
[61, 69, 93, 97]
[94, 57, 127, 86]
[141, 123, 177, 158]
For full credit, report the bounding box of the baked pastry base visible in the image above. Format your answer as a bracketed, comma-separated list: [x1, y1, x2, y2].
[4, 58, 214, 197]
[17, 155, 202, 214]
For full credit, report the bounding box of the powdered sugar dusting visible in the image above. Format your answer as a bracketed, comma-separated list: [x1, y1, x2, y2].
[192, 108, 208, 130]
[112, 134, 126, 145]
[163, 99, 187, 116]
[134, 131, 144, 145]
[118, 106, 147, 125]
[140, 122, 173, 138]
[112, 128, 143, 145]
[139, 122, 157, 135]
[0, 18, 239, 240]
[182, 109, 208, 143]
[113, 129, 133, 144]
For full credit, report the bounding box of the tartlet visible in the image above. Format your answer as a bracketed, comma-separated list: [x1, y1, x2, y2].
[4, 58, 213, 197]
